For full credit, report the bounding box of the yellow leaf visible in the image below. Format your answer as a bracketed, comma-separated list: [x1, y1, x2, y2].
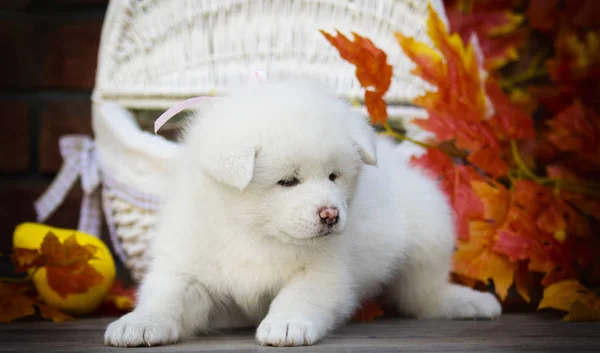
[538, 280, 600, 321]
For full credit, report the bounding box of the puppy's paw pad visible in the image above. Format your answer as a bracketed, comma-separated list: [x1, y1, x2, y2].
[256, 319, 322, 347]
[442, 291, 502, 320]
[104, 312, 180, 347]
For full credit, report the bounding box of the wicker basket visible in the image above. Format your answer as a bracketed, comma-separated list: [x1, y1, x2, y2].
[38, 0, 447, 282]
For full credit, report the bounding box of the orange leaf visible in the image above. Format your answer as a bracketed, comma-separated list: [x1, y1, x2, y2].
[321, 29, 392, 124]
[105, 280, 136, 312]
[514, 261, 534, 303]
[546, 101, 600, 165]
[468, 147, 510, 178]
[34, 232, 104, 298]
[38, 302, 73, 323]
[446, 1, 526, 69]
[393, 31, 445, 85]
[353, 298, 385, 322]
[485, 79, 535, 140]
[364, 90, 388, 125]
[11, 248, 43, 272]
[538, 280, 600, 321]
[470, 179, 509, 225]
[453, 222, 516, 300]
[0, 282, 36, 323]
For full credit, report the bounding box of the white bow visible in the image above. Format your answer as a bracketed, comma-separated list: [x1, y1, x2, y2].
[34, 135, 102, 237]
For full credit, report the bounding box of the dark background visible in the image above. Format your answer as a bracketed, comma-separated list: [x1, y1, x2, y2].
[0, 0, 109, 268]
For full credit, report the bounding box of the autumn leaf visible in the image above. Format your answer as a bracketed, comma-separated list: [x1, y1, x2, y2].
[485, 79, 535, 140]
[13, 232, 105, 298]
[104, 280, 136, 312]
[446, 0, 527, 69]
[514, 261, 534, 303]
[10, 248, 43, 272]
[321, 29, 392, 124]
[538, 280, 600, 321]
[453, 221, 516, 300]
[0, 282, 36, 323]
[546, 101, 600, 165]
[468, 147, 510, 178]
[470, 180, 509, 224]
[364, 90, 387, 125]
[38, 302, 73, 323]
[547, 31, 600, 83]
[353, 298, 385, 322]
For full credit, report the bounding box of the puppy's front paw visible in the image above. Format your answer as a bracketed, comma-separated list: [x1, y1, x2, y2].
[104, 312, 180, 347]
[256, 317, 324, 347]
[440, 289, 502, 320]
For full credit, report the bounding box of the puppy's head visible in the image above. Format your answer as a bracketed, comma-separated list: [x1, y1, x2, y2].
[188, 81, 377, 244]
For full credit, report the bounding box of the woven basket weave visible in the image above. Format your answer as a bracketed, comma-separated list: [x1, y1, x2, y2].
[90, 0, 445, 281]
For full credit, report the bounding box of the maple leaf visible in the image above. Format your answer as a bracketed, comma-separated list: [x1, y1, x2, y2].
[548, 31, 600, 83]
[446, 0, 527, 69]
[353, 298, 385, 322]
[0, 282, 36, 323]
[0, 281, 73, 323]
[467, 147, 510, 178]
[364, 90, 387, 125]
[38, 302, 73, 323]
[546, 101, 600, 165]
[514, 261, 535, 303]
[538, 280, 600, 321]
[12, 232, 105, 298]
[397, 4, 489, 127]
[104, 280, 136, 312]
[10, 248, 43, 272]
[321, 30, 392, 124]
[453, 221, 516, 300]
[485, 79, 536, 141]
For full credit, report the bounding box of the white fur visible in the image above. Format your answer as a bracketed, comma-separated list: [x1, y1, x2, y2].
[104, 81, 501, 348]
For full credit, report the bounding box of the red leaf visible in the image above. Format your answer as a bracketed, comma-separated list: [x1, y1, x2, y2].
[0, 282, 36, 323]
[486, 79, 536, 140]
[321, 29, 392, 124]
[364, 90, 388, 125]
[546, 101, 600, 165]
[468, 147, 510, 177]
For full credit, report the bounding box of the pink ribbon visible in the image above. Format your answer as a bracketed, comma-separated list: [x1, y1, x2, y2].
[154, 70, 267, 133]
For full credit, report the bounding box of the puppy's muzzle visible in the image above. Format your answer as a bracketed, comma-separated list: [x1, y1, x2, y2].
[318, 206, 339, 225]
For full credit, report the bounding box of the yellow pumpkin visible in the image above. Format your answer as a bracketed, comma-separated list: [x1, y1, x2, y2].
[13, 222, 116, 315]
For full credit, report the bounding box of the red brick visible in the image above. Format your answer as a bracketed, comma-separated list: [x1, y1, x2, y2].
[0, 18, 103, 89]
[43, 20, 103, 89]
[0, 102, 30, 172]
[0, 20, 48, 88]
[40, 100, 93, 173]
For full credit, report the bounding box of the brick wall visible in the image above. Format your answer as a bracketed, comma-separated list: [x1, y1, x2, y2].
[0, 0, 108, 260]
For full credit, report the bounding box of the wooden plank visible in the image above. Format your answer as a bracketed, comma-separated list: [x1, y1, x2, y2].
[0, 314, 599, 353]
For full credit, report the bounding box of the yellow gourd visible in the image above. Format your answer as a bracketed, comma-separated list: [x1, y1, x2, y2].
[13, 222, 116, 315]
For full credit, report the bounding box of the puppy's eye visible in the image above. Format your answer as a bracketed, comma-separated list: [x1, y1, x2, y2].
[329, 173, 338, 182]
[277, 177, 300, 187]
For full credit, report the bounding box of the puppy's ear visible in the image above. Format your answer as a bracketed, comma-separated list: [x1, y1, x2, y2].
[198, 138, 256, 191]
[346, 111, 377, 166]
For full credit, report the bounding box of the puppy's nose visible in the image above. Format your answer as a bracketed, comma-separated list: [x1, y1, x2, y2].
[318, 206, 339, 225]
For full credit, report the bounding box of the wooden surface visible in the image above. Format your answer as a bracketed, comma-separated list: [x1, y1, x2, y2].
[1, 314, 599, 353]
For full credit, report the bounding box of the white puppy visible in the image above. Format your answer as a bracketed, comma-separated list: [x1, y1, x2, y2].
[104, 81, 501, 347]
